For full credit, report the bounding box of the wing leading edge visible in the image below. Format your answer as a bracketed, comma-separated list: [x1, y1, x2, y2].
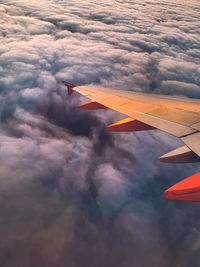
[63, 81, 200, 202]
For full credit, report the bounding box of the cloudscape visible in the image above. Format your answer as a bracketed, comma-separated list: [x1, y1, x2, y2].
[0, 0, 200, 266]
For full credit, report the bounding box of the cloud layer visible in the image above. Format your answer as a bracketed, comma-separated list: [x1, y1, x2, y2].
[0, 0, 200, 266]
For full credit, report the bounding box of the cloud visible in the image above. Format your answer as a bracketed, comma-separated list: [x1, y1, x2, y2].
[0, 0, 200, 266]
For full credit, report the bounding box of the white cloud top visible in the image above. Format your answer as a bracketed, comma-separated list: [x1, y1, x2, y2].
[0, 0, 200, 266]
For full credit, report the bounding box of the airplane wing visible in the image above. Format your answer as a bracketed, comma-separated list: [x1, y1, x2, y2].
[62, 81, 200, 202]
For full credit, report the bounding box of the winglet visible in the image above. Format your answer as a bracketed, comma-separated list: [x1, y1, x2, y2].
[164, 172, 200, 202]
[62, 81, 76, 95]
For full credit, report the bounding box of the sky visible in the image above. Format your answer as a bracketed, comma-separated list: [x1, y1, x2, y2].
[0, 0, 200, 266]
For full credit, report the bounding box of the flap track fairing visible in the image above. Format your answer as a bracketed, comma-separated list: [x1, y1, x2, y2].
[165, 172, 200, 202]
[79, 101, 107, 110]
[106, 117, 155, 132]
[160, 146, 200, 164]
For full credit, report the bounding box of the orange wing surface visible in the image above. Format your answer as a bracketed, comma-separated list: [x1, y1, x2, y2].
[63, 81, 200, 202]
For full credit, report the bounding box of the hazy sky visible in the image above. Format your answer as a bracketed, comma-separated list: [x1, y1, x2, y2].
[0, 0, 200, 267]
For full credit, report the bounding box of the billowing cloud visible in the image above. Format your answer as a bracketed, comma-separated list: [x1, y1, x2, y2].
[0, 0, 200, 267]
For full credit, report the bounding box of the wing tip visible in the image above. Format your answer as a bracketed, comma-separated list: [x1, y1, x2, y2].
[62, 81, 76, 95]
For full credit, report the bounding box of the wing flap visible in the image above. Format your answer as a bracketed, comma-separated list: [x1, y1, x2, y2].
[182, 132, 200, 157]
[125, 111, 195, 137]
[148, 107, 200, 126]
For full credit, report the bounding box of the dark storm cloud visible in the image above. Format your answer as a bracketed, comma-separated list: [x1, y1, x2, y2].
[0, 0, 200, 267]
